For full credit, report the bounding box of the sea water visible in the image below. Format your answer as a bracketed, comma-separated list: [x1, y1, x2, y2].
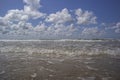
[0, 40, 120, 80]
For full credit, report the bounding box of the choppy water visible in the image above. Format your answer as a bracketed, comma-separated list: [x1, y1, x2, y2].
[0, 40, 120, 80]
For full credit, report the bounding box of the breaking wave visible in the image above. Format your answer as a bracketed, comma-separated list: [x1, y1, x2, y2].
[0, 40, 120, 57]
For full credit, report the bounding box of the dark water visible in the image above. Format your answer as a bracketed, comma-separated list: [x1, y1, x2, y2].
[0, 40, 120, 80]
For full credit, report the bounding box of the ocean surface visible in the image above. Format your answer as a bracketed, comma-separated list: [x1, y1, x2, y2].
[0, 40, 120, 80]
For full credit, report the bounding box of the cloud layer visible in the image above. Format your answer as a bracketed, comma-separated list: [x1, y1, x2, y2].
[0, 0, 119, 39]
[75, 9, 97, 25]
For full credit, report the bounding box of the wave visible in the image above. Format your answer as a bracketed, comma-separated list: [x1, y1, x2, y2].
[0, 40, 120, 57]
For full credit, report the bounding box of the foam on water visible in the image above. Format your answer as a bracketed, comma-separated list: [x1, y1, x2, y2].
[0, 40, 120, 56]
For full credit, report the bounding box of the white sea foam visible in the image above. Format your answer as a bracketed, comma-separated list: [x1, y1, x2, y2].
[0, 40, 120, 56]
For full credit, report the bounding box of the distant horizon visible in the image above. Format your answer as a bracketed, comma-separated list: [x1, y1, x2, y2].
[0, 38, 119, 41]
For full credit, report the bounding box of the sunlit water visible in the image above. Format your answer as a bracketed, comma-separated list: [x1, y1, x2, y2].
[0, 40, 120, 80]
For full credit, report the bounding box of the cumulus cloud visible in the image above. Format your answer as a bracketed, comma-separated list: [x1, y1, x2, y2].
[0, 0, 108, 39]
[4, 9, 28, 22]
[105, 22, 120, 33]
[0, 17, 8, 26]
[23, 0, 41, 10]
[113, 22, 120, 33]
[23, 0, 46, 19]
[45, 8, 72, 24]
[33, 23, 77, 38]
[1, 0, 45, 24]
[34, 23, 46, 32]
[75, 9, 97, 25]
[52, 23, 77, 37]
[0, 0, 45, 35]
[24, 5, 45, 19]
[81, 27, 103, 38]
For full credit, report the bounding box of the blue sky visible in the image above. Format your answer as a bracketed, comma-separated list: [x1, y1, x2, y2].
[0, 0, 120, 39]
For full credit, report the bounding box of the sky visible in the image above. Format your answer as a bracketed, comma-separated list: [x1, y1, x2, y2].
[0, 0, 120, 39]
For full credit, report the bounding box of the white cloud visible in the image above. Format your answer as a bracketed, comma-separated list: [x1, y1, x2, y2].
[0, 0, 45, 35]
[24, 5, 45, 19]
[9, 21, 33, 35]
[105, 22, 120, 33]
[23, 0, 41, 10]
[18, 21, 33, 30]
[115, 29, 120, 33]
[81, 27, 103, 38]
[52, 23, 77, 37]
[75, 9, 97, 25]
[1, 0, 45, 25]
[0, 0, 105, 39]
[45, 8, 72, 24]
[0, 17, 8, 26]
[4, 9, 29, 22]
[34, 23, 46, 32]
[113, 22, 120, 33]
[33, 23, 77, 38]
[23, 0, 46, 19]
